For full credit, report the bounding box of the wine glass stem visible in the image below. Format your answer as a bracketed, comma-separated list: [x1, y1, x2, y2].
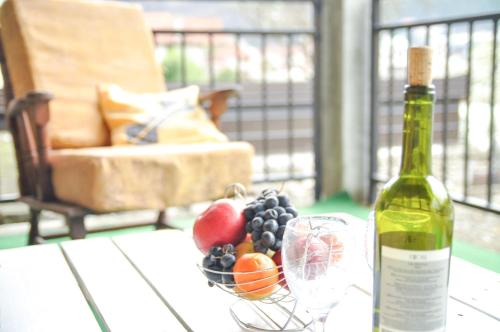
[312, 315, 328, 332]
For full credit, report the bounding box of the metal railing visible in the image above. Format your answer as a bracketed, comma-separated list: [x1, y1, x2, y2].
[370, 0, 500, 213]
[150, 0, 322, 197]
[152, 29, 317, 184]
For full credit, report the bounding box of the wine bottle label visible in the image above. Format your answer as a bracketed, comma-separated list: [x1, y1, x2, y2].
[379, 246, 450, 332]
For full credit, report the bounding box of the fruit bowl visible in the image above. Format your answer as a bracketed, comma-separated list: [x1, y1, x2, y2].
[194, 185, 312, 331]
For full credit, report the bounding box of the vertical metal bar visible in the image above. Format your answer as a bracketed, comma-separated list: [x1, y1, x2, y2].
[425, 25, 430, 45]
[181, 33, 187, 86]
[487, 20, 498, 204]
[261, 34, 269, 180]
[0, 134, 2, 198]
[208, 33, 215, 89]
[464, 22, 474, 198]
[235, 33, 242, 141]
[369, 0, 380, 203]
[313, 0, 322, 200]
[287, 33, 295, 178]
[407, 27, 412, 47]
[387, 29, 395, 178]
[442, 24, 451, 185]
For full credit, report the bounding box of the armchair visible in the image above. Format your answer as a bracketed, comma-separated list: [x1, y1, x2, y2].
[0, 0, 253, 244]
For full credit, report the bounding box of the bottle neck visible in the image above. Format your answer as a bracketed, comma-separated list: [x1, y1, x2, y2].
[400, 85, 435, 176]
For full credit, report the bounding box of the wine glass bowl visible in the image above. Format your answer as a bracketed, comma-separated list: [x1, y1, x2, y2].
[282, 216, 353, 331]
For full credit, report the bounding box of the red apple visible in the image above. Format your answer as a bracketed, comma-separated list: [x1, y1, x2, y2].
[292, 235, 343, 265]
[272, 250, 288, 289]
[272, 249, 282, 266]
[289, 236, 344, 280]
[290, 236, 329, 263]
[193, 198, 246, 254]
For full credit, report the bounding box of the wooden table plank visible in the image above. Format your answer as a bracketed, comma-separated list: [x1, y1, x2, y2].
[324, 284, 500, 332]
[340, 213, 500, 330]
[0, 244, 101, 332]
[61, 238, 185, 332]
[446, 297, 500, 331]
[115, 222, 500, 331]
[449, 257, 500, 319]
[113, 230, 244, 331]
[324, 286, 373, 331]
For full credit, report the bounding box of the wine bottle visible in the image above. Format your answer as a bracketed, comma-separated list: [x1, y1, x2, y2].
[372, 47, 454, 332]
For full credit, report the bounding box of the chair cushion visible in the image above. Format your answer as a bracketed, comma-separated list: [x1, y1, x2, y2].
[0, 0, 165, 148]
[98, 84, 228, 145]
[50, 142, 254, 212]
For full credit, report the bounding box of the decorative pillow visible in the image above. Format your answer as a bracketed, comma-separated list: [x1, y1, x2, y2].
[98, 84, 228, 145]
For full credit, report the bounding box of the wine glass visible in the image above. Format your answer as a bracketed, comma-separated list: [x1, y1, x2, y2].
[282, 216, 353, 332]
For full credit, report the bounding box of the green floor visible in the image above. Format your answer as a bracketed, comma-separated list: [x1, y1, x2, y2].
[1, 192, 499, 273]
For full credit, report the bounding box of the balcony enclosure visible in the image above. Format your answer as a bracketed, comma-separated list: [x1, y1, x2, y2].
[0, 0, 319, 201]
[152, 28, 317, 184]
[371, 10, 500, 214]
[0, 0, 499, 256]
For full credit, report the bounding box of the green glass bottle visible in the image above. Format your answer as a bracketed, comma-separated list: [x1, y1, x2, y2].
[372, 47, 454, 332]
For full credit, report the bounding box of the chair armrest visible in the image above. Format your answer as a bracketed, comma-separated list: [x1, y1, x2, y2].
[7, 91, 54, 200]
[199, 88, 239, 127]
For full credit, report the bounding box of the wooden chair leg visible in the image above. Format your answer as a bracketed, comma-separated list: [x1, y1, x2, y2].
[28, 208, 43, 245]
[67, 215, 87, 239]
[155, 209, 171, 230]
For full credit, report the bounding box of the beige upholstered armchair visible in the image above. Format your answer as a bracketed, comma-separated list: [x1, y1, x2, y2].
[0, 0, 254, 244]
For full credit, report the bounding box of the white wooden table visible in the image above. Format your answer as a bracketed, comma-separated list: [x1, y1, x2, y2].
[0, 214, 499, 332]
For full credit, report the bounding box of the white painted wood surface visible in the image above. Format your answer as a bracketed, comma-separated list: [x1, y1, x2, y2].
[337, 213, 500, 330]
[113, 230, 243, 331]
[114, 215, 500, 332]
[61, 238, 185, 332]
[0, 212, 498, 332]
[449, 257, 500, 320]
[0, 244, 101, 332]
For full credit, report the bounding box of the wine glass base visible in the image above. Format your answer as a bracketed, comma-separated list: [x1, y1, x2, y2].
[230, 298, 313, 331]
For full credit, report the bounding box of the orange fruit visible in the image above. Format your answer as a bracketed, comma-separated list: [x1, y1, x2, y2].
[234, 286, 268, 300]
[233, 253, 279, 300]
[235, 241, 254, 260]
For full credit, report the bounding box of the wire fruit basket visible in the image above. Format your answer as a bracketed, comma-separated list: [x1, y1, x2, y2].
[195, 184, 312, 331]
[198, 262, 312, 331]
